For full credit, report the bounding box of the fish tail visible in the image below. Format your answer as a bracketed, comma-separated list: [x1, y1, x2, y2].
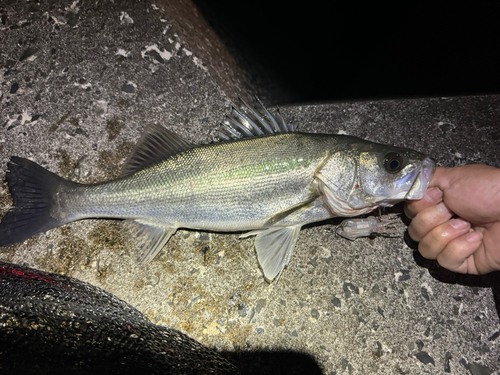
[0, 156, 71, 246]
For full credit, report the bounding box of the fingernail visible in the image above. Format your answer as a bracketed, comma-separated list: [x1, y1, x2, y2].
[435, 202, 452, 215]
[466, 231, 483, 243]
[424, 187, 443, 202]
[450, 218, 469, 230]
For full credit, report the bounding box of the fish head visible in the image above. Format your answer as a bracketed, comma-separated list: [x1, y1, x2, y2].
[348, 141, 435, 210]
[317, 139, 435, 216]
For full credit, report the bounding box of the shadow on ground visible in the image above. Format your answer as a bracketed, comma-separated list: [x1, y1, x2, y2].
[222, 350, 323, 375]
[1, 348, 323, 375]
[405, 233, 500, 321]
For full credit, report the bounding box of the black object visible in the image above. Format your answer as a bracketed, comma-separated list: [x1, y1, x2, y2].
[194, 2, 500, 102]
[0, 261, 238, 374]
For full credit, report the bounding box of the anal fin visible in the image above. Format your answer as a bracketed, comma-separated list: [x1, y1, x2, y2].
[123, 219, 177, 264]
[242, 225, 301, 282]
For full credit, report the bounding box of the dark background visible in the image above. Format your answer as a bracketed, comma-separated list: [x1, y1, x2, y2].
[193, 2, 500, 103]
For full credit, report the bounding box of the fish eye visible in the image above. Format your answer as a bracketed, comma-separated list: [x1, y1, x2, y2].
[384, 153, 404, 173]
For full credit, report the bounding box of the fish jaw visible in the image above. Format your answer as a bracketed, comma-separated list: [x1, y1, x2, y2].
[405, 157, 435, 200]
[383, 157, 435, 201]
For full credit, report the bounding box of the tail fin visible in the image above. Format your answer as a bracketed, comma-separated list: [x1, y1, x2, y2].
[0, 157, 69, 246]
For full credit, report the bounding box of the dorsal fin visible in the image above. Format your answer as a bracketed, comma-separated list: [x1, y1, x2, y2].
[218, 96, 296, 141]
[121, 123, 193, 176]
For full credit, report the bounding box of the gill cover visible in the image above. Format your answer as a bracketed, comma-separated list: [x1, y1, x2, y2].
[314, 151, 368, 216]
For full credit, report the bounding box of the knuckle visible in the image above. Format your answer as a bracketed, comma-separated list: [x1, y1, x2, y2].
[418, 241, 436, 259]
[419, 206, 452, 228]
[419, 225, 451, 259]
[407, 223, 419, 241]
[448, 235, 478, 259]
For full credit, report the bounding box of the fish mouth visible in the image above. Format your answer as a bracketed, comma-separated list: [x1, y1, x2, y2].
[404, 157, 436, 200]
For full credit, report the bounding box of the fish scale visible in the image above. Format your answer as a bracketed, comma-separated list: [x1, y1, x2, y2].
[65, 133, 326, 230]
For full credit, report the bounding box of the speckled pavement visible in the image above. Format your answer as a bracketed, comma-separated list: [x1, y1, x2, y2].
[0, 1, 499, 374]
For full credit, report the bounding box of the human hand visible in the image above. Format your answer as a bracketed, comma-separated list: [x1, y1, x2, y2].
[404, 164, 500, 274]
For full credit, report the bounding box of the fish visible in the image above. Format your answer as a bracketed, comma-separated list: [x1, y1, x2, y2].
[0, 98, 435, 281]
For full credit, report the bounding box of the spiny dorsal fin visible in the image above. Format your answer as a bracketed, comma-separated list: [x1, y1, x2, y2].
[218, 96, 296, 141]
[121, 123, 193, 176]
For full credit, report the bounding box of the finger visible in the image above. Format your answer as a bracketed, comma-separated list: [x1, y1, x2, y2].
[417, 218, 471, 259]
[407, 202, 454, 242]
[427, 165, 500, 223]
[427, 166, 449, 189]
[463, 223, 500, 274]
[435, 231, 483, 274]
[405, 187, 443, 219]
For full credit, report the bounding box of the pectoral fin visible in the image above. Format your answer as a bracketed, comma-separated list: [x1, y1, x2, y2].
[262, 196, 318, 226]
[241, 225, 302, 282]
[123, 219, 177, 264]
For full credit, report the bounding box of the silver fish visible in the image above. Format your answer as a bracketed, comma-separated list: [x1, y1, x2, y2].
[0, 99, 435, 281]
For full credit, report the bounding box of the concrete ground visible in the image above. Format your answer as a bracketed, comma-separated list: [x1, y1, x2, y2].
[1, 1, 499, 374]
